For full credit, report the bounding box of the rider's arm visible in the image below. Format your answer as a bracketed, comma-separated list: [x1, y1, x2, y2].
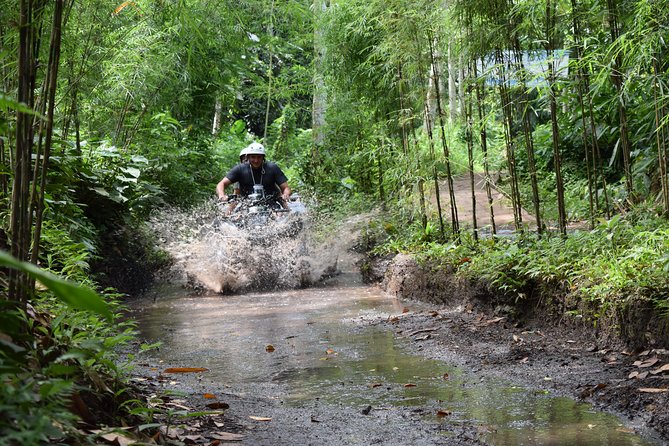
[278, 182, 291, 202]
[216, 177, 233, 200]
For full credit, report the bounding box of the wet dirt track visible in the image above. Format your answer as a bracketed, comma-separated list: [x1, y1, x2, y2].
[126, 278, 663, 446]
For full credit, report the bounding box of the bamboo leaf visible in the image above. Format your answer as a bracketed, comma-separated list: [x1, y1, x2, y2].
[0, 251, 112, 321]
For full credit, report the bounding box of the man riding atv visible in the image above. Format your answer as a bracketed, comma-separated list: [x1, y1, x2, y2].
[216, 142, 291, 208]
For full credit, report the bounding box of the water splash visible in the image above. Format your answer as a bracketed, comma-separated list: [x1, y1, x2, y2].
[149, 198, 354, 293]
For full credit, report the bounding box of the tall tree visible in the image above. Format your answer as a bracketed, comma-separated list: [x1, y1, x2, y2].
[545, 0, 566, 235]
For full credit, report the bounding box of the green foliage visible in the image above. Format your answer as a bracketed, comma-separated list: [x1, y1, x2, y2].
[0, 296, 136, 446]
[80, 140, 165, 216]
[399, 212, 668, 316]
[138, 112, 222, 207]
[0, 251, 111, 321]
[0, 247, 139, 445]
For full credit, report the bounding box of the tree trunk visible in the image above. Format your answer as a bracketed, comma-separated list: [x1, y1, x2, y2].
[212, 98, 222, 136]
[377, 154, 385, 211]
[607, 0, 633, 199]
[31, 0, 64, 267]
[411, 126, 428, 231]
[653, 58, 669, 216]
[464, 70, 478, 241]
[546, 0, 567, 236]
[513, 46, 542, 234]
[448, 42, 457, 123]
[423, 102, 445, 240]
[311, 0, 328, 177]
[570, 0, 598, 228]
[10, 0, 37, 304]
[429, 34, 459, 237]
[474, 60, 496, 235]
[496, 49, 523, 230]
[263, 0, 276, 141]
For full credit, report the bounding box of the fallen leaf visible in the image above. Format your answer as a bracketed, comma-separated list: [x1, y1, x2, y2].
[513, 334, 522, 343]
[265, 345, 275, 353]
[203, 393, 217, 399]
[408, 328, 438, 337]
[214, 422, 225, 428]
[639, 388, 668, 393]
[436, 410, 452, 418]
[164, 402, 192, 410]
[520, 357, 529, 364]
[311, 416, 321, 423]
[402, 308, 410, 313]
[249, 416, 272, 421]
[638, 357, 660, 368]
[404, 383, 417, 387]
[442, 373, 449, 380]
[616, 427, 635, 434]
[97, 431, 136, 446]
[163, 367, 208, 373]
[209, 432, 244, 441]
[650, 364, 669, 375]
[369, 383, 383, 388]
[159, 425, 183, 438]
[206, 402, 230, 410]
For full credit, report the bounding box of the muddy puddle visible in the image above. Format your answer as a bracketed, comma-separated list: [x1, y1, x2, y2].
[130, 282, 658, 445]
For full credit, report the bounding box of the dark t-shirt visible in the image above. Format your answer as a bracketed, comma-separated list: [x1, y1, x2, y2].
[225, 161, 288, 197]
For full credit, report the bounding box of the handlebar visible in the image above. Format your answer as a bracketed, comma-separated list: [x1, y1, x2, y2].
[218, 194, 288, 213]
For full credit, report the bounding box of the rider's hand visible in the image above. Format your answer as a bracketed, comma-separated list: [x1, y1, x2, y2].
[282, 193, 290, 202]
[219, 194, 228, 202]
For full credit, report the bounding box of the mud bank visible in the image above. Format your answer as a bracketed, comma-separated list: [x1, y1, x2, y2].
[367, 253, 669, 442]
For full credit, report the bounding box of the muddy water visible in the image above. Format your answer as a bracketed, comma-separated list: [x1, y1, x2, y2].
[131, 282, 656, 446]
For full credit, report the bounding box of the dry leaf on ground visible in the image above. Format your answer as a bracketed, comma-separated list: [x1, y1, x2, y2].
[249, 416, 272, 421]
[638, 388, 668, 393]
[163, 367, 208, 373]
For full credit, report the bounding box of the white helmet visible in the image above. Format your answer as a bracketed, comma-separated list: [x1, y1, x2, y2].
[239, 147, 248, 161]
[245, 142, 266, 156]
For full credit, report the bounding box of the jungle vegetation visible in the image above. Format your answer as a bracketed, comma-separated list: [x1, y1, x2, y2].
[1, 0, 668, 443]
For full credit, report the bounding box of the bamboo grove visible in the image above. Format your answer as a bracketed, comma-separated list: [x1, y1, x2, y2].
[3, 0, 669, 301]
[315, 0, 669, 239]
